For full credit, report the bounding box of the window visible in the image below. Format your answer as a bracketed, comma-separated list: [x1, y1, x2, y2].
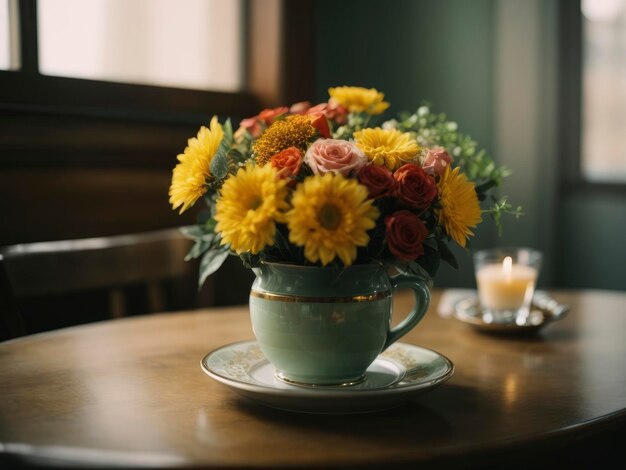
[0, 0, 19, 70]
[581, 0, 626, 182]
[0, 0, 314, 248]
[38, 0, 242, 91]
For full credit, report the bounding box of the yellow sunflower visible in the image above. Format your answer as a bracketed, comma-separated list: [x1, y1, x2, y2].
[215, 164, 289, 254]
[354, 127, 420, 170]
[328, 86, 390, 115]
[285, 173, 379, 266]
[169, 116, 224, 214]
[436, 166, 482, 247]
[253, 115, 316, 166]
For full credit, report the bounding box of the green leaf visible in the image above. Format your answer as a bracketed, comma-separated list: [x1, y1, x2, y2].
[423, 237, 438, 250]
[198, 247, 230, 288]
[179, 225, 205, 239]
[222, 118, 233, 144]
[228, 148, 248, 164]
[180, 224, 216, 242]
[239, 252, 262, 269]
[209, 118, 234, 180]
[436, 238, 459, 269]
[185, 238, 213, 261]
[210, 150, 228, 179]
[474, 180, 498, 194]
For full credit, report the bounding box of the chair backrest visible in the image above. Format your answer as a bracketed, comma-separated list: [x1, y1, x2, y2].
[0, 228, 196, 339]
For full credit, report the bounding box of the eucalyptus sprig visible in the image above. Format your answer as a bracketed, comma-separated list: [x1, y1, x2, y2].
[483, 196, 524, 236]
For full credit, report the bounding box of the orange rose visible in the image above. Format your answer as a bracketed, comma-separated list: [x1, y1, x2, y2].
[270, 147, 303, 183]
[309, 113, 331, 138]
[258, 107, 289, 125]
[307, 100, 348, 124]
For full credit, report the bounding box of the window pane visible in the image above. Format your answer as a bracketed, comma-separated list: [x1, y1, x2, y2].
[38, 0, 242, 91]
[581, 0, 626, 181]
[0, 0, 19, 70]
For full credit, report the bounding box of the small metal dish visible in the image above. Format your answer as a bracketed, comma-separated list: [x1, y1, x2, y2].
[453, 293, 570, 333]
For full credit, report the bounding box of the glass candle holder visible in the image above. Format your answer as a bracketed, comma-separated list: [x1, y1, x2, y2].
[473, 248, 542, 325]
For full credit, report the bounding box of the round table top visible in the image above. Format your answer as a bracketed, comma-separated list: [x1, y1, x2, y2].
[1, 289, 625, 467]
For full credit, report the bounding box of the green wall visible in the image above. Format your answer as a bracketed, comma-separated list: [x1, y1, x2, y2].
[559, 194, 626, 291]
[315, 0, 497, 288]
[316, 0, 626, 291]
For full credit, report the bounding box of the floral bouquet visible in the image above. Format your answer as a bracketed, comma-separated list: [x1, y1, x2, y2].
[169, 86, 519, 286]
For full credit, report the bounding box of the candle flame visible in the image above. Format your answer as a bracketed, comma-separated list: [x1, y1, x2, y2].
[502, 256, 513, 280]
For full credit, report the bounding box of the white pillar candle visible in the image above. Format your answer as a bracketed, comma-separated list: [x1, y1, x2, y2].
[476, 256, 537, 310]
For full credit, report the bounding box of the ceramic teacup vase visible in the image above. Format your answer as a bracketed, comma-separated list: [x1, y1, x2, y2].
[249, 262, 430, 386]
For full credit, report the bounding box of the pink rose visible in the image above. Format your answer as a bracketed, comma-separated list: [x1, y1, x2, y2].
[237, 116, 262, 138]
[304, 139, 368, 176]
[423, 146, 452, 177]
[290, 101, 311, 114]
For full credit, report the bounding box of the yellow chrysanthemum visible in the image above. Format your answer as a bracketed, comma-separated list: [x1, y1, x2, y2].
[215, 164, 289, 254]
[169, 116, 224, 214]
[436, 166, 482, 247]
[285, 173, 379, 267]
[328, 86, 390, 115]
[354, 127, 420, 170]
[253, 115, 315, 166]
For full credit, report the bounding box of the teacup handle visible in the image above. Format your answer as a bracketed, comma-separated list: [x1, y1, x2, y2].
[383, 274, 431, 351]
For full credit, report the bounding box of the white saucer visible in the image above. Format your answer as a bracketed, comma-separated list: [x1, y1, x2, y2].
[201, 340, 454, 414]
[452, 292, 570, 333]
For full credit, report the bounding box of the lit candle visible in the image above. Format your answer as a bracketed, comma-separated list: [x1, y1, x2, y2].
[476, 256, 537, 310]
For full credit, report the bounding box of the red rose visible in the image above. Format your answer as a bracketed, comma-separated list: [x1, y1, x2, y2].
[394, 163, 436, 210]
[258, 107, 289, 125]
[385, 210, 429, 261]
[270, 147, 303, 183]
[357, 164, 397, 198]
[308, 113, 331, 138]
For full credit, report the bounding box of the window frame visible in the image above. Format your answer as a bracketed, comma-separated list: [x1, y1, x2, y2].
[0, 0, 259, 122]
[0, 0, 315, 166]
[559, 0, 626, 195]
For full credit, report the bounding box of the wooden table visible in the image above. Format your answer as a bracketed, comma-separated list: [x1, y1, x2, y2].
[1, 290, 625, 468]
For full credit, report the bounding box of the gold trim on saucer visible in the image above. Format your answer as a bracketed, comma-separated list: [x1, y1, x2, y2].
[274, 371, 366, 388]
[250, 290, 391, 303]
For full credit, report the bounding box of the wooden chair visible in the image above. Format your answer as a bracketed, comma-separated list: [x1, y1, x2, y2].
[0, 228, 204, 339]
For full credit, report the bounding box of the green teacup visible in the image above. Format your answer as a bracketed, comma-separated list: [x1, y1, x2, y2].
[249, 262, 430, 386]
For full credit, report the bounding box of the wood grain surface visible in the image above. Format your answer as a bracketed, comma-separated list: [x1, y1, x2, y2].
[1, 290, 625, 468]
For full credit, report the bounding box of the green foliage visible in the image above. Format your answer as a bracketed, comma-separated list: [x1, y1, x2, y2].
[198, 247, 230, 288]
[395, 105, 519, 235]
[332, 112, 375, 140]
[390, 260, 434, 289]
[209, 119, 235, 179]
[181, 219, 230, 288]
[484, 196, 524, 236]
[396, 105, 509, 183]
